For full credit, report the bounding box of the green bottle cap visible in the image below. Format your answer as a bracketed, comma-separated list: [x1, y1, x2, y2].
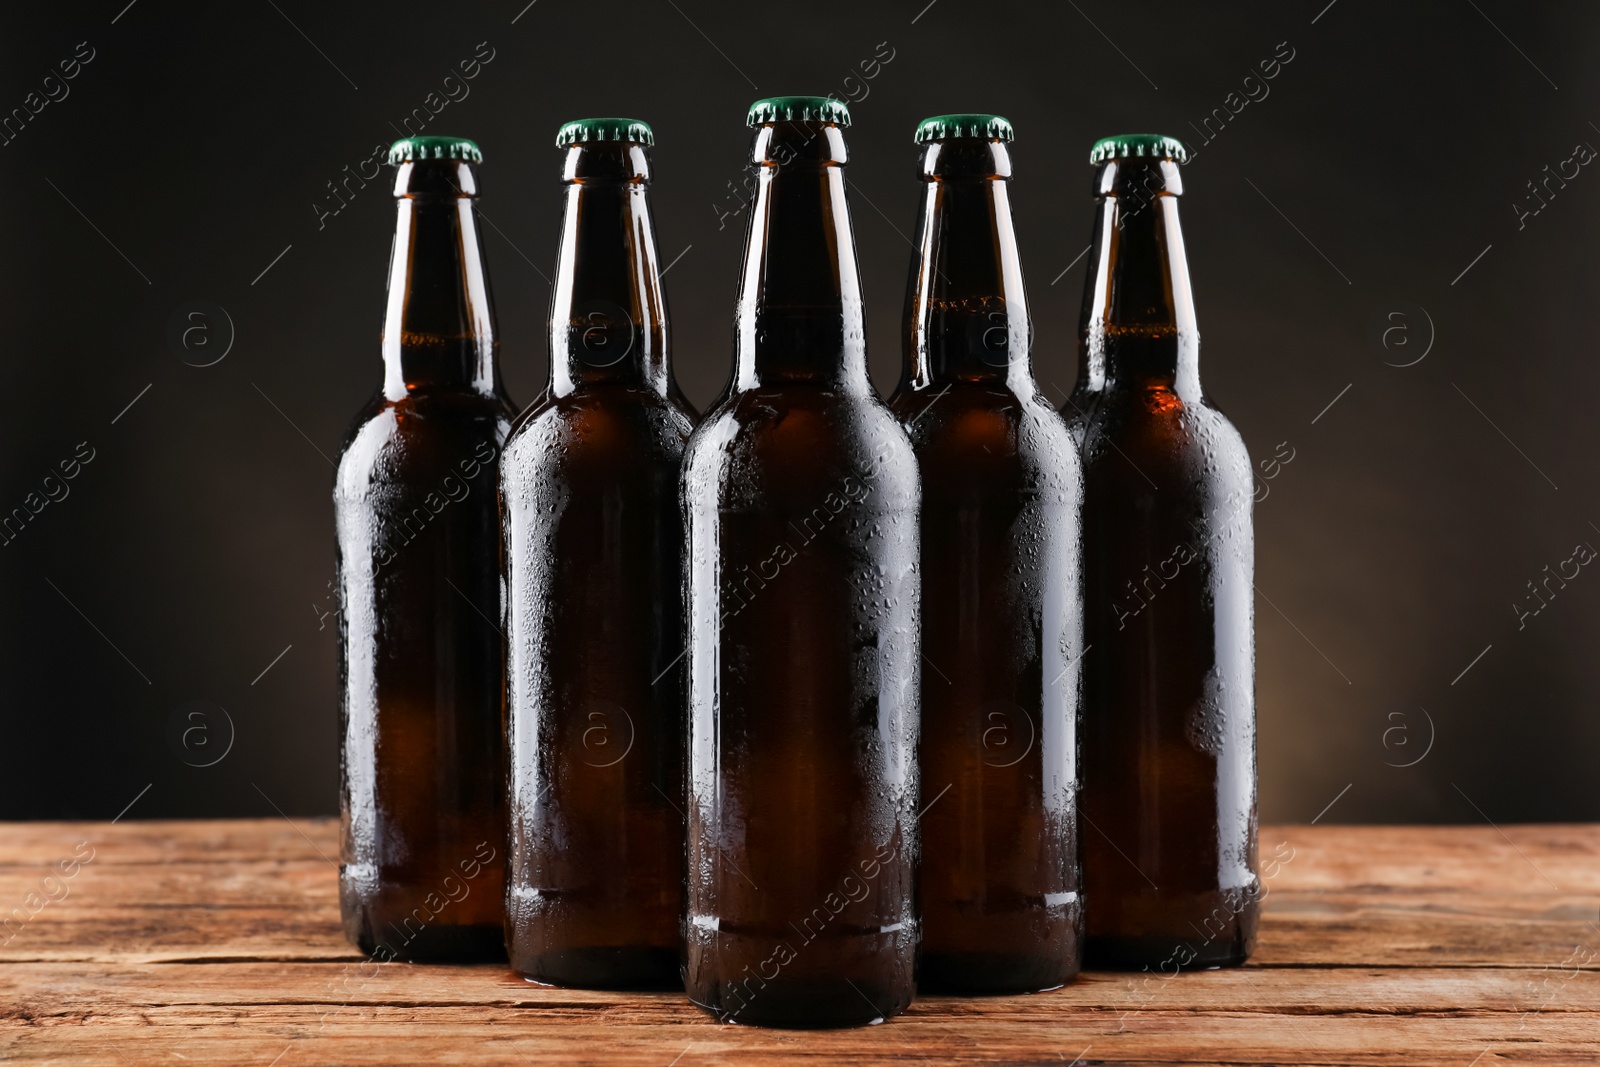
[1088, 134, 1188, 165]
[388, 136, 483, 165]
[746, 96, 851, 127]
[555, 117, 654, 149]
[914, 114, 1014, 144]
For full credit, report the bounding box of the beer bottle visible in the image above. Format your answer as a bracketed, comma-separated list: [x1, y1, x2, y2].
[1065, 134, 1258, 969]
[336, 136, 514, 962]
[889, 115, 1083, 993]
[681, 96, 921, 1027]
[501, 118, 696, 989]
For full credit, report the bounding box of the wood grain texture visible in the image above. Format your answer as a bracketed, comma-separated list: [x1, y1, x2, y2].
[0, 820, 1596, 1065]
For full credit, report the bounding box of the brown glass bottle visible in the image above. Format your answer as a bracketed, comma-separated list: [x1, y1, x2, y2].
[682, 97, 920, 1028]
[889, 115, 1083, 994]
[335, 136, 514, 962]
[1064, 135, 1258, 970]
[501, 119, 696, 989]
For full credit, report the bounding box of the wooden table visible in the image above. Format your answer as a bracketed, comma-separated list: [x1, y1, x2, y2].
[0, 821, 1595, 1065]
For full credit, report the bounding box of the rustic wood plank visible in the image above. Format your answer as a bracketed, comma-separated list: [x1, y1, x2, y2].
[5, 884, 1596, 968]
[0, 821, 1595, 1064]
[1263, 824, 1600, 894]
[4, 869, 1594, 966]
[2, 1008, 1595, 1066]
[0, 818, 340, 866]
[2, 961, 1597, 1015]
[2, 821, 1594, 888]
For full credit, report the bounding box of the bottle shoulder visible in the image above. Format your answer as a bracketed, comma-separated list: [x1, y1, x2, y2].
[1071, 386, 1252, 487]
[687, 386, 912, 455]
[340, 386, 514, 437]
[336, 388, 513, 493]
[892, 381, 1080, 496]
[502, 385, 693, 478]
[684, 387, 918, 510]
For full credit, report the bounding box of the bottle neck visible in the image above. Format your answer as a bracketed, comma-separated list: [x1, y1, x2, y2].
[733, 122, 871, 393]
[1077, 157, 1199, 398]
[903, 139, 1032, 391]
[548, 142, 671, 397]
[381, 160, 500, 400]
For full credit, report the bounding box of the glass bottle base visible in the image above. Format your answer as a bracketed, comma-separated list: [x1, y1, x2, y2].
[512, 945, 681, 991]
[687, 976, 908, 1029]
[917, 950, 1078, 995]
[1083, 932, 1251, 971]
[349, 920, 506, 964]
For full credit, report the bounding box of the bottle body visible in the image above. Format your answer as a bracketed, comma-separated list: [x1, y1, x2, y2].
[503, 129, 696, 988]
[1072, 394, 1257, 968]
[501, 395, 691, 985]
[337, 394, 511, 961]
[682, 107, 921, 1027]
[890, 130, 1083, 993]
[337, 145, 513, 961]
[899, 391, 1082, 991]
[682, 391, 920, 1026]
[1066, 146, 1258, 970]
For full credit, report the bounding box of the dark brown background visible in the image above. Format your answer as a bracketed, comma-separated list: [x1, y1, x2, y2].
[1, 0, 1593, 825]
